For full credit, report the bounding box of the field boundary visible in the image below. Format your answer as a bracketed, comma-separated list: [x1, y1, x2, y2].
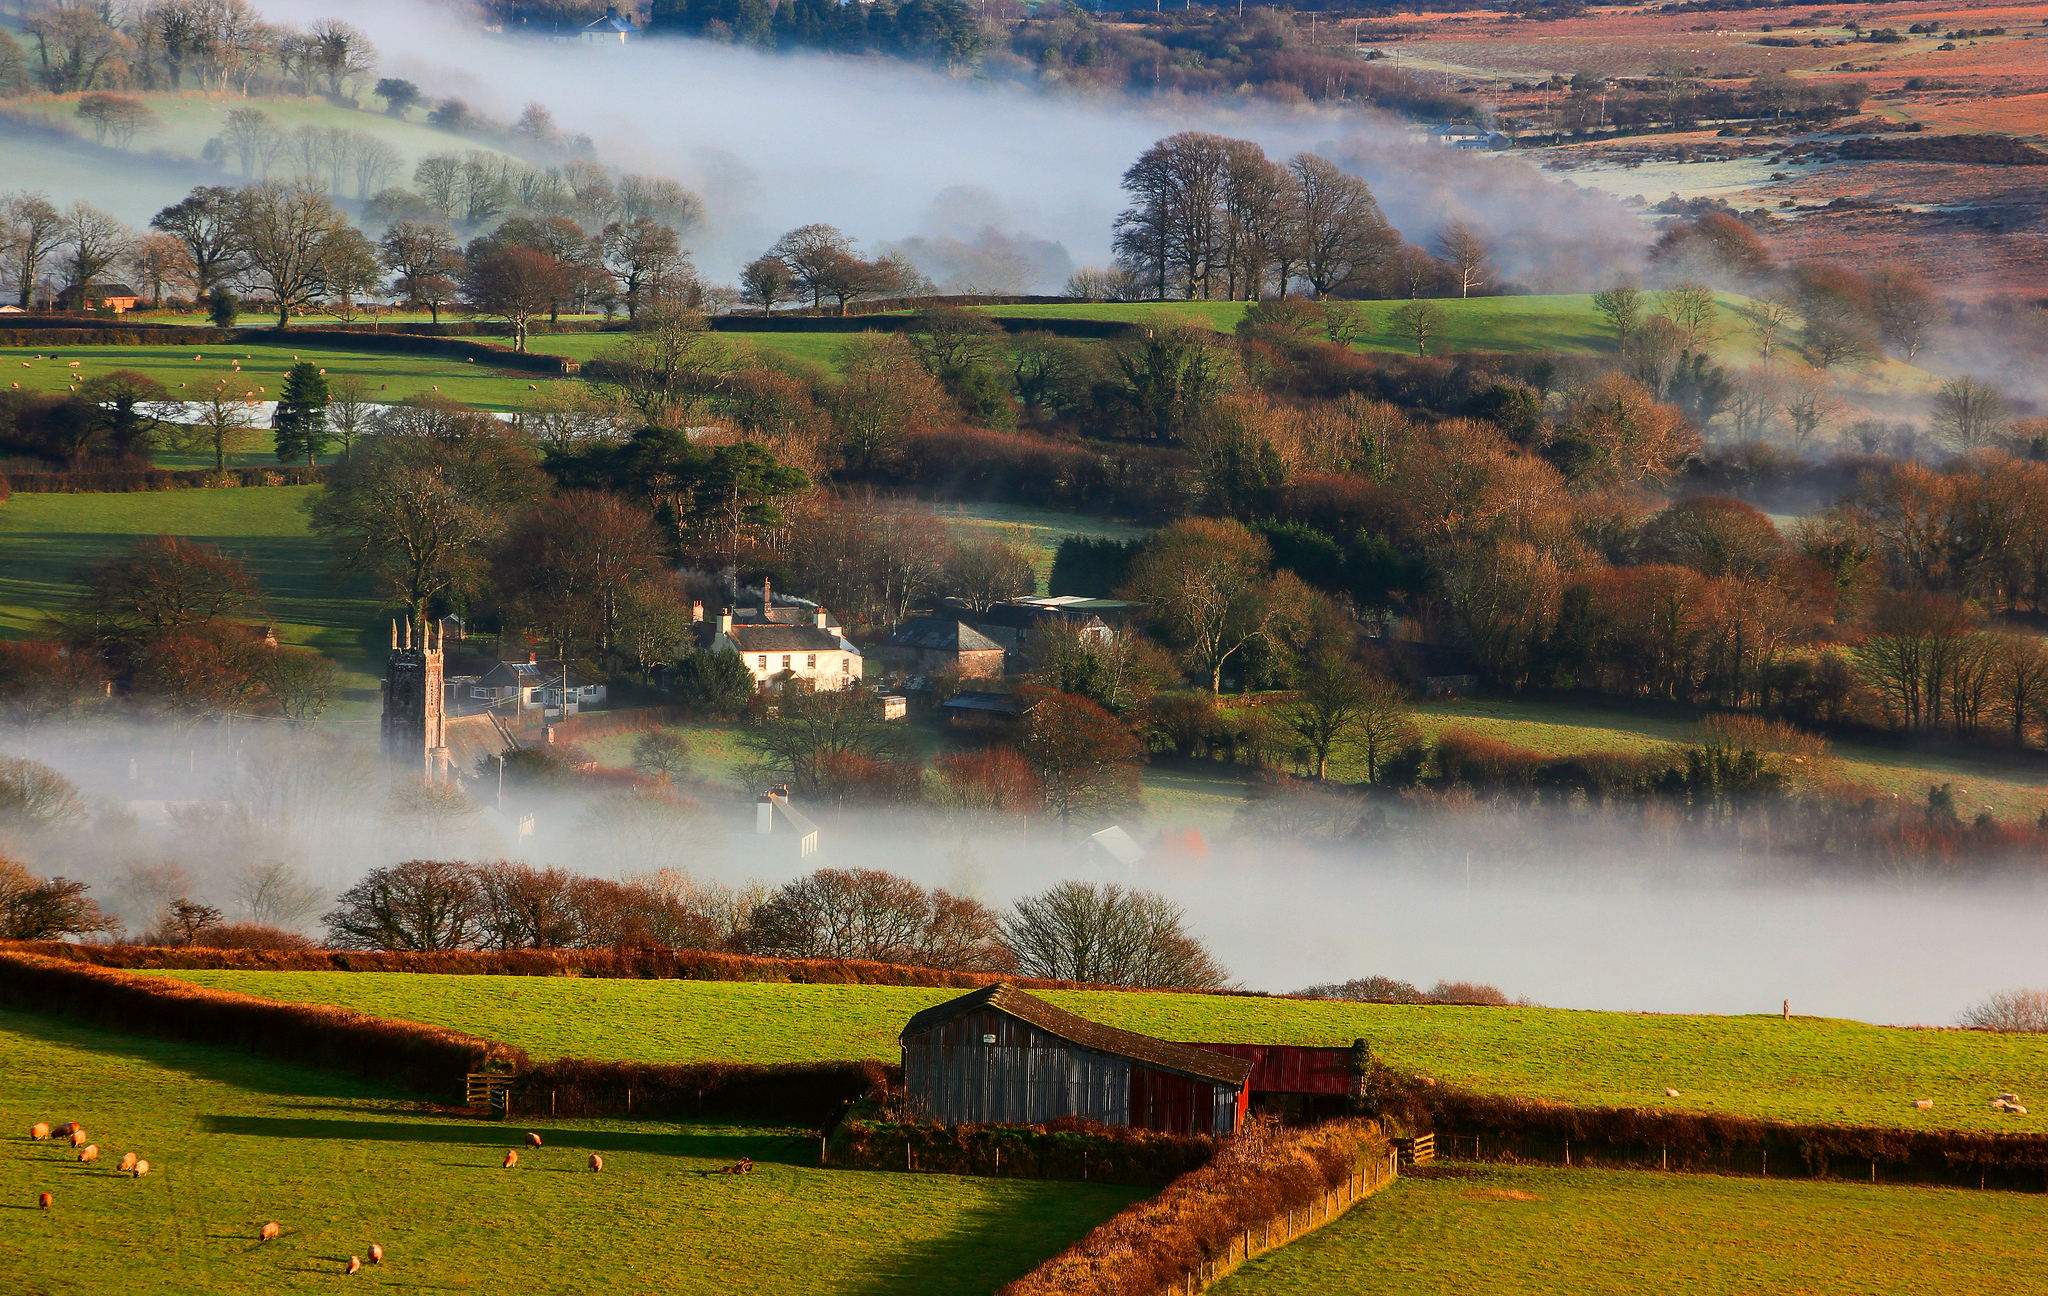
[828, 1117, 1213, 1187]
[0, 949, 524, 1093]
[1, 465, 326, 493]
[999, 1117, 1394, 1296]
[5, 941, 1262, 996]
[1411, 1079, 2048, 1190]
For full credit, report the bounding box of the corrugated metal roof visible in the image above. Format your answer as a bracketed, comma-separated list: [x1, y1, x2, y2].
[901, 985, 1253, 1086]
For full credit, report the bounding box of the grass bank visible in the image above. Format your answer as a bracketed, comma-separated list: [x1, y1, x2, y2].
[151, 973, 2048, 1134]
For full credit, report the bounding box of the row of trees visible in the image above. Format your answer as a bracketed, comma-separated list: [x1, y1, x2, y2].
[1109, 131, 1487, 303]
[8, 1, 375, 97]
[321, 860, 1228, 987]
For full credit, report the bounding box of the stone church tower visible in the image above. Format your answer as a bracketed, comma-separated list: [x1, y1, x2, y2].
[382, 618, 450, 778]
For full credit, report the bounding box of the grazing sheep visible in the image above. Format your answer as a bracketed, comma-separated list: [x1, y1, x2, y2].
[369, 1244, 383, 1264]
[132, 1160, 150, 1178]
[69, 1130, 88, 1147]
[38, 1193, 52, 1210]
[77, 1145, 98, 1164]
[1665, 1089, 1681, 1098]
[526, 1132, 542, 1148]
[347, 1256, 361, 1274]
[29, 1123, 49, 1141]
[589, 1154, 603, 1173]
[502, 1150, 518, 1169]
[2015, 1105, 2030, 1115]
[51, 1123, 77, 1139]
[260, 1223, 280, 1242]
[1914, 1099, 1935, 1109]
[117, 1153, 137, 1173]
[1999, 1092, 2021, 1103]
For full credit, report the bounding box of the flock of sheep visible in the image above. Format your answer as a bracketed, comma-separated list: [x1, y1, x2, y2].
[26, 1121, 604, 1274]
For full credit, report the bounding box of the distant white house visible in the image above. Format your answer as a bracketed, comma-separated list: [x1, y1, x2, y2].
[472, 658, 607, 714]
[581, 6, 637, 42]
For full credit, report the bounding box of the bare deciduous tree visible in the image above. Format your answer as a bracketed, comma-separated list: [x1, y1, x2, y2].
[1000, 881, 1229, 988]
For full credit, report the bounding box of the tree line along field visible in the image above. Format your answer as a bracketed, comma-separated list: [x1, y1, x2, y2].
[1352, 698, 2048, 824]
[0, 1007, 1141, 1296]
[1212, 1163, 2048, 1296]
[150, 973, 2048, 1134]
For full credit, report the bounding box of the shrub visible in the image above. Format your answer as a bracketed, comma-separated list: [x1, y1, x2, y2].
[1298, 976, 1425, 1004]
[1959, 989, 2048, 1033]
[1432, 730, 1546, 792]
[196, 922, 317, 951]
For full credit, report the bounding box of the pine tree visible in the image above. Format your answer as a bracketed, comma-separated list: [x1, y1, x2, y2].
[273, 362, 331, 466]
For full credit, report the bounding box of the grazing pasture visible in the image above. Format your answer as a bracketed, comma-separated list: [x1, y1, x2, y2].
[153, 973, 2048, 1133]
[0, 1006, 1141, 1295]
[1212, 1162, 2048, 1295]
[0, 487, 378, 670]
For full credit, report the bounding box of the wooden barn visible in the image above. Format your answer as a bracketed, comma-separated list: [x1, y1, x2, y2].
[1182, 1041, 1368, 1123]
[901, 985, 1253, 1136]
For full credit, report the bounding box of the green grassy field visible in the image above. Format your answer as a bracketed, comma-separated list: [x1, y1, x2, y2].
[0, 487, 380, 696]
[150, 974, 2048, 1134]
[2, 341, 571, 412]
[1214, 1163, 2048, 1295]
[1409, 699, 2048, 824]
[0, 1006, 1138, 1295]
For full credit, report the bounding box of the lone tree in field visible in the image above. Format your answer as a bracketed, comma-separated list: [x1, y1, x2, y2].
[273, 362, 330, 466]
[1388, 298, 1446, 357]
[740, 868, 1009, 971]
[1592, 282, 1643, 349]
[231, 179, 357, 327]
[999, 881, 1228, 988]
[1434, 221, 1488, 299]
[0, 856, 115, 942]
[461, 243, 570, 352]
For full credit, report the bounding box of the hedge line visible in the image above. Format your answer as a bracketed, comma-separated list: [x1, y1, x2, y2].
[2, 465, 326, 493]
[235, 328, 577, 374]
[1406, 1077, 2048, 1189]
[2, 941, 1144, 991]
[0, 950, 523, 1095]
[1000, 1118, 1389, 1296]
[829, 1117, 1213, 1186]
[519, 1057, 890, 1128]
[711, 315, 1137, 339]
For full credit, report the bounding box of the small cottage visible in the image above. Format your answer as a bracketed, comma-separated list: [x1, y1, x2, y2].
[900, 985, 1251, 1135]
[471, 658, 607, 713]
[874, 618, 1006, 679]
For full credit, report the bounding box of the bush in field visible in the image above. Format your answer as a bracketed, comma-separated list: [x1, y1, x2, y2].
[741, 868, 1011, 972]
[1297, 975, 1426, 1004]
[1000, 881, 1228, 989]
[0, 856, 117, 941]
[1959, 989, 2048, 1033]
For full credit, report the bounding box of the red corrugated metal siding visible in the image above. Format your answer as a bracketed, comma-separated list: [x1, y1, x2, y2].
[1127, 1064, 1243, 1135]
[1183, 1044, 1355, 1096]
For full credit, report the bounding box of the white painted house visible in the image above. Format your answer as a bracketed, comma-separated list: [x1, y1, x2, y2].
[711, 609, 861, 691]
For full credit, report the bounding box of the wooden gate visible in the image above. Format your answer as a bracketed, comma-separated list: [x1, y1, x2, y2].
[467, 1073, 516, 1118]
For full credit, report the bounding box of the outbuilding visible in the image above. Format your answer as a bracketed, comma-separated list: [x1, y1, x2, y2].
[900, 984, 1252, 1135]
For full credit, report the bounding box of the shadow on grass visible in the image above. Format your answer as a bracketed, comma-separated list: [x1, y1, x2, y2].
[199, 1115, 819, 1165]
[0, 1006, 386, 1105]
[833, 1175, 1146, 1296]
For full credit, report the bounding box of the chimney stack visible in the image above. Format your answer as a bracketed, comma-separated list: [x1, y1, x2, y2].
[691, 600, 704, 623]
[718, 611, 733, 635]
[761, 578, 773, 617]
[815, 608, 828, 629]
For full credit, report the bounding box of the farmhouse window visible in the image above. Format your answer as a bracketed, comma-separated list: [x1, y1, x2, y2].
[758, 656, 767, 668]
[841, 658, 850, 673]
[781, 655, 792, 669]
[806, 654, 816, 669]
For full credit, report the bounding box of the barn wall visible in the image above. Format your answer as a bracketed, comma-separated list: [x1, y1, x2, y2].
[1129, 1065, 1242, 1136]
[1185, 1044, 1358, 1097]
[904, 1008, 1130, 1128]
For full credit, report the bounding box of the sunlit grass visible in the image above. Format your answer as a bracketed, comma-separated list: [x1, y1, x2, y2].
[151, 973, 2048, 1133]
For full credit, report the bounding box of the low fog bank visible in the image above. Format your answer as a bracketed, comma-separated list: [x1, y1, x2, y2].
[809, 828, 2048, 1027]
[235, 0, 1645, 288]
[10, 721, 2040, 1026]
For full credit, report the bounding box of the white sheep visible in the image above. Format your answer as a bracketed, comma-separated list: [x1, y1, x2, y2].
[1913, 1099, 1934, 1109]
[1665, 1088, 1681, 1098]
[369, 1244, 384, 1263]
[77, 1145, 97, 1164]
[260, 1223, 280, 1242]
[117, 1153, 137, 1173]
[347, 1256, 361, 1274]
[502, 1150, 518, 1169]
[29, 1123, 49, 1141]
[589, 1154, 604, 1172]
[132, 1160, 150, 1178]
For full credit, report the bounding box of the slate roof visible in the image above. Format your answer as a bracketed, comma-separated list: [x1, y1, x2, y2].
[881, 618, 1003, 653]
[725, 623, 844, 653]
[941, 690, 1025, 714]
[901, 985, 1253, 1086]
